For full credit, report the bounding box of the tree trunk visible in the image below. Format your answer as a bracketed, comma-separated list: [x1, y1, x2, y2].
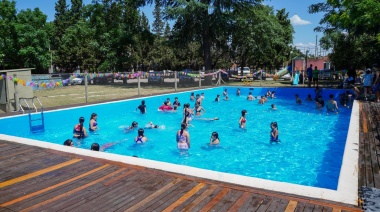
[202, 9, 212, 71]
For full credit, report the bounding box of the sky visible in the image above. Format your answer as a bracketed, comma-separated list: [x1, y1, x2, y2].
[15, 0, 326, 54]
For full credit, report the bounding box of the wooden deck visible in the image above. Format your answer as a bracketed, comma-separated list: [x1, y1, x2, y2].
[1, 101, 380, 211]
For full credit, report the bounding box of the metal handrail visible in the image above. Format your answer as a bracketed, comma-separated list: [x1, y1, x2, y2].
[19, 97, 43, 114]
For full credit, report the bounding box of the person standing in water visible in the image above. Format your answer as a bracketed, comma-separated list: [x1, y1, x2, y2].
[238, 110, 247, 129]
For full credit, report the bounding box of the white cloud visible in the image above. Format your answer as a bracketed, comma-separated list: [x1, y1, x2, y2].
[294, 42, 315, 49]
[290, 15, 311, 26]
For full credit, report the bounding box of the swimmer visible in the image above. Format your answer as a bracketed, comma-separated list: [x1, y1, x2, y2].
[158, 101, 173, 111]
[124, 121, 138, 133]
[173, 97, 181, 107]
[223, 88, 228, 97]
[238, 110, 247, 129]
[295, 94, 302, 105]
[63, 139, 74, 147]
[326, 94, 339, 113]
[176, 123, 190, 150]
[306, 94, 313, 101]
[73, 117, 88, 138]
[194, 104, 205, 116]
[91, 143, 100, 151]
[271, 104, 277, 110]
[144, 121, 160, 129]
[89, 113, 98, 131]
[190, 92, 195, 101]
[258, 96, 265, 105]
[136, 100, 147, 114]
[270, 122, 280, 143]
[247, 92, 254, 101]
[134, 128, 148, 144]
[236, 88, 240, 96]
[214, 94, 220, 102]
[209, 132, 220, 145]
[316, 95, 324, 110]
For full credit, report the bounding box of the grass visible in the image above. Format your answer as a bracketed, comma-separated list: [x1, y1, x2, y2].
[0, 78, 340, 114]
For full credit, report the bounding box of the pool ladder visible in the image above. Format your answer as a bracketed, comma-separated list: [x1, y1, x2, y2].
[19, 97, 45, 133]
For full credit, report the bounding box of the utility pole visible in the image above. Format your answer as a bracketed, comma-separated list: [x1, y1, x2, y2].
[315, 35, 318, 58]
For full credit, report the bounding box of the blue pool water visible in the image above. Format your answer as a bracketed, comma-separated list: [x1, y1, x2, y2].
[0, 87, 353, 190]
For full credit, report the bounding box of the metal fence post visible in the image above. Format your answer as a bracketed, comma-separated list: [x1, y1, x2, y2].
[138, 75, 141, 95]
[174, 72, 177, 91]
[199, 73, 201, 88]
[84, 72, 88, 103]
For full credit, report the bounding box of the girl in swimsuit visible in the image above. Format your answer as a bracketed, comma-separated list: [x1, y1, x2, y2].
[238, 110, 247, 129]
[176, 123, 190, 150]
[194, 104, 205, 116]
[134, 128, 148, 144]
[73, 117, 88, 138]
[209, 132, 220, 145]
[190, 93, 195, 101]
[89, 113, 98, 131]
[270, 122, 280, 143]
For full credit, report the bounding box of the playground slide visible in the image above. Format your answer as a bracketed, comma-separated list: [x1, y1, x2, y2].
[273, 68, 288, 81]
[293, 72, 299, 85]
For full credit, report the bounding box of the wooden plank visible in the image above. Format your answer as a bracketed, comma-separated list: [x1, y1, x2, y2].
[0, 161, 101, 203]
[126, 178, 182, 211]
[302, 202, 315, 212]
[211, 190, 244, 211]
[312, 204, 324, 212]
[162, 182, 205, 212]
[0, 164, 109, 207]
[143, 181, 194, 211]
[18, 167, 126, 212]
[239, 193, 266, 212]
[9, 165, 120, 212]
[55, 170, 141, 211]
[179, 185, 218, 212]
[255, 195, 273, 212]
[285, 200, 298, 212]
[332, 208, 342, 212]
[268, 198, 290, 212]
[112, 175, 173, 211]
[227, 192, 251, 212]
[199, 187, 229, 212]
[0, 147, 33, 160]
[365, 130, 375, 187]
[294, 201, 306, 212]
[94, 173, 161, 211]
[0, 158, 82, 188]
[359, 130, 366, 187]
[0, 152, 69, 181]
[369, 129, 380, 187]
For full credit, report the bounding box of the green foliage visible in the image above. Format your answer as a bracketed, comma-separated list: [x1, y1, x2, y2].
[0, 0, 50, 72]
[309, 0, 380, 67]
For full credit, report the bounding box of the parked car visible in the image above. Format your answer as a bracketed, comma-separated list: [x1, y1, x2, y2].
[71, 75, 91, 85]
[148, 72, 164, 84]
[254, 71, 266, 80]
[179, 69, 195, 83]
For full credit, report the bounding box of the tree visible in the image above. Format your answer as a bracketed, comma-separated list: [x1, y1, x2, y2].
[0, 0, 51, 72]
[309, 0, 380, 67]
[160, 0, 262, 70]
[152, 0, 164, 36]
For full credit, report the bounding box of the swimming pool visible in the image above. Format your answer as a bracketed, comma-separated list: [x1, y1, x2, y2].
[0, 87, 359, 204]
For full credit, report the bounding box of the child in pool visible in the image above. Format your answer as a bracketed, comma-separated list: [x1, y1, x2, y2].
[270, 122, 280, 143]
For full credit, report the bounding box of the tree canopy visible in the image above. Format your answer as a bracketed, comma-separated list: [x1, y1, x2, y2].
[309, 0, 380, 68]
[1, 0, 295, 73]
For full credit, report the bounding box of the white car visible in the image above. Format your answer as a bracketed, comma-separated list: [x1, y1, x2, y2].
[71, 76, 89, 85]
